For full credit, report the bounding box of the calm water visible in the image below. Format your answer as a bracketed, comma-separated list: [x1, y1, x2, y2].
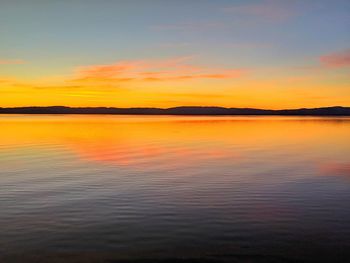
[0, 115, 350, 263]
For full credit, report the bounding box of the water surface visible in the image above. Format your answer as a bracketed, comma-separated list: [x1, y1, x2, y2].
[0, 115, 350, 262]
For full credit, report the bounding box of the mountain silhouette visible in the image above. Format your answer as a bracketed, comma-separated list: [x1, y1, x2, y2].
[0, 106, 349, 115]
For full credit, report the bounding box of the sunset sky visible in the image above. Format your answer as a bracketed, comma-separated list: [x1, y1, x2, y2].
[0, 0, 349, 109]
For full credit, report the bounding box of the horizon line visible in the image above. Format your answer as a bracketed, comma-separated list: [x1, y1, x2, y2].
[1, 105, 350, 116]
[0, 105, 349, 111]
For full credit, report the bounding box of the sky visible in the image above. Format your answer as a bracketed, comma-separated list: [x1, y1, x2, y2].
[0, 0, 349, 109]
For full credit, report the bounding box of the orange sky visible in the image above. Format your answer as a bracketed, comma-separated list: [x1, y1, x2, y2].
[0, 1, 349, 109]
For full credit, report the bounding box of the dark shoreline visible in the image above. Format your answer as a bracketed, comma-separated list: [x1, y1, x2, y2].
[1, 106, 350, 116]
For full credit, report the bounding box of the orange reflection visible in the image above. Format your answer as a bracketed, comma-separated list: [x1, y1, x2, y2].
[319, 162, 350, 177]
[0, 115, 350, 170]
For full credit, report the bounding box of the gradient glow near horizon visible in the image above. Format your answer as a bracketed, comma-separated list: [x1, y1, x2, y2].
[0, 0, 349, 109]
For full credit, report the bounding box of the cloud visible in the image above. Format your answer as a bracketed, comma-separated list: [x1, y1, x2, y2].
[0, 77, 14, 83]
[73, 57, 245, 83]
[319, 48, 350, 68]
[0, 76, 27, 87]
[0, 75, 89, 91]
[222, 0, 295, 21]
[0, 59, 25, 65]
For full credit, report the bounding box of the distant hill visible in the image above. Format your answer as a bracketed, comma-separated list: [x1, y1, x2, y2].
[0, 106, 350, 115]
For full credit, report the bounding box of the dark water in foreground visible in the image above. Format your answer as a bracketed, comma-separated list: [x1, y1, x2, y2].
[0, 115, 349, 263]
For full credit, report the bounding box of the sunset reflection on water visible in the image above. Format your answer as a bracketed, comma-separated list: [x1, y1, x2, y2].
[0, 115, 350, 262]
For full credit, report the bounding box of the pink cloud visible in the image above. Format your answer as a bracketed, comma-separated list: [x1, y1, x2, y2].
[223, 0, 295, 21]
[73, 57, 245, 82]
[0, 59, 25, 65]
[319, 48, 350, 68]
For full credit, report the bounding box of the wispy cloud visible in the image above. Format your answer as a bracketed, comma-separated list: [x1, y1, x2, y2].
[222, 0, 295, 21]
[320, 48, 350, 68]
[73, 57, 245, 83]
[0, 77, 14, 83]
[0, 76, 26, 87]
[0, 59, 25, 65]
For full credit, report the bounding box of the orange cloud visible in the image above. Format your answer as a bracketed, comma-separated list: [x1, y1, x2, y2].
[0, 59, 25, 65]
[0, 77, 14, 83]
[73, 57, 245, 82]
[0, 76, 27, 87]
[320, 48, 350, 68]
